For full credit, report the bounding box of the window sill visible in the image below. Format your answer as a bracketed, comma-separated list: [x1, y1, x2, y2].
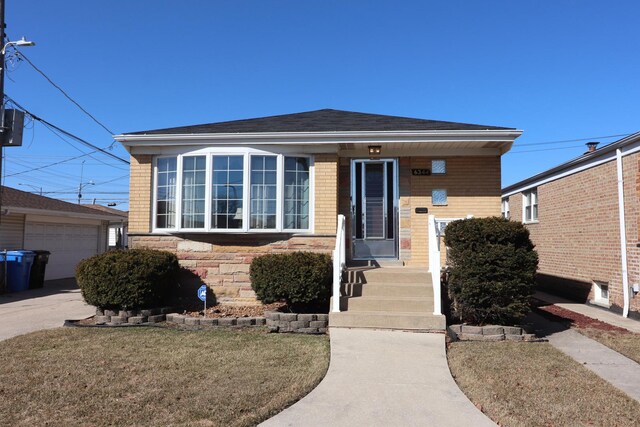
[589, 299, 612, 309]
[523, 220, 539, 224]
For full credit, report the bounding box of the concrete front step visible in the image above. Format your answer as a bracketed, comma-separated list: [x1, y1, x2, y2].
[340, 296, 433, 313]
[329, 311, 445, 331]
[343, 282, 432, 298]
[346, 267, 432, 285]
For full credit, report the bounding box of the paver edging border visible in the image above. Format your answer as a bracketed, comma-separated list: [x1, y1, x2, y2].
[447, 324, 539, 342]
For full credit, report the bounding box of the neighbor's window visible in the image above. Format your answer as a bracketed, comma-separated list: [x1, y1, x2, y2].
[284, 157, 310, 229]
[156, 157, 177, 229]
[432, 189, 448, 206]
[211, 155, 244, 229]
[523, 189, 538, 222]
[501, 198, 510, 219]
[432, 159, 446, 175]
[181, 156, 207, 228]
[154, 152, 312, 232]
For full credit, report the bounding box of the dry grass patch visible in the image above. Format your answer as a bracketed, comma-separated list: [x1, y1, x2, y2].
[578, 328, 640, 364]
[448, 341, 640, 426]
[0, 327, 329, 427]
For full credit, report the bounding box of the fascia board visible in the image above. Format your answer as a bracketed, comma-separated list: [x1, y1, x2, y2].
[114, 129, 523, 147]
[5, 206, 120, 221]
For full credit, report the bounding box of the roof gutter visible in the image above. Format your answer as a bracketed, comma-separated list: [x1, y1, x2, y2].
[114, 129, 523, 148]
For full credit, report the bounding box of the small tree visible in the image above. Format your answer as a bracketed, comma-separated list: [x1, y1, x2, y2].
[250, 252, 332, 312]
[76, 249, 179, 310]
[444, 217, 538, 325]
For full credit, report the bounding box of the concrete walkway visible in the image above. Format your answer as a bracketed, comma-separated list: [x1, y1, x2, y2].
[260, 328, 495, 427]
[0, 278, 94, 341]
[529, 310, 640, 402]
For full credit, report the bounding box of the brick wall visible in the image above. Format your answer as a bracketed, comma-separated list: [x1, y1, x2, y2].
[130, 234, 335, 304]
[405, 156, 502, 266]
[129, 154, 152, 233]
[314, 154, 339, 234]
[505, 153, 640, 314]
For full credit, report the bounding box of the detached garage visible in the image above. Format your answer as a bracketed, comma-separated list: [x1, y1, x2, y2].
[0, 187, 122, 280]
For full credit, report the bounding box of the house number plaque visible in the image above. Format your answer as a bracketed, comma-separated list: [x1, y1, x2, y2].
[411, 168, 431, 176]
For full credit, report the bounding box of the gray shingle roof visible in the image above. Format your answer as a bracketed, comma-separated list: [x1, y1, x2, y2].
[124, 109, 514, 135]
[1, 186, 122, 218]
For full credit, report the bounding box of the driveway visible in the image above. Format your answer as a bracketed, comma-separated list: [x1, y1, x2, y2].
[0, 278, 94, 341]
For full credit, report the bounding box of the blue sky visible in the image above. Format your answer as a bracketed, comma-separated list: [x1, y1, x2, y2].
[4, 1, 639, 210]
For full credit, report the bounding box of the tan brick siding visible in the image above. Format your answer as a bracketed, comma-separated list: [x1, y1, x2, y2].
[130, 234, 334, 303]
[337, 156, 502, 267]
[314, 154, 338, 234]
[129, 154, 152, 233]
[508, 152, 640, 314]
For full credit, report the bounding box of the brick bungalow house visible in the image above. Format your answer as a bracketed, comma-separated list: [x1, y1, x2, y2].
[115, 109, 521, 315]
[502, 131, 640, 318]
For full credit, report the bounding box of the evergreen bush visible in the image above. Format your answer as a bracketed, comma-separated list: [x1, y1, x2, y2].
[76, 249, 179, 310]
[250, 252, 332, 311]
[444, 217, 538, 325]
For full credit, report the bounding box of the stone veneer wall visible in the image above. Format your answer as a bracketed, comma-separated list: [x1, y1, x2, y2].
[129, 234, 335, 303]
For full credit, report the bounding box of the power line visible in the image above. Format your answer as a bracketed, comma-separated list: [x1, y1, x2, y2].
[508, 144, 585, 154]
[5, 96, 129, 165]
[4, 152, 96, 177]
[513, 133, 632, 147]
[11, 48, 116, 137]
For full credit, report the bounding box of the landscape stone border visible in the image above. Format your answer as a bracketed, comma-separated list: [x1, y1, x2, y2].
[94, 307, 175, 326]
[164, 311, 329, 334]
[447, 324, 537, 342]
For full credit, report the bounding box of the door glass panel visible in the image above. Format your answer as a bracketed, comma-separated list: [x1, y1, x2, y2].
[386, 162, 394, 239]
[365, 163, 385, 239]
[355, 163, 363, 239]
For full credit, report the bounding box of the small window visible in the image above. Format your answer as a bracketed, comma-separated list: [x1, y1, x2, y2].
[156, 157, 177, 229]
[523, 189, 538, 222]
[250, 155, 278, 229]
[501, 198, 510, 219]
[181, 156, 207, 228]
[432, 159, 446, 175]
[432, 189, 447, 206]
[593, 281, 609, 305]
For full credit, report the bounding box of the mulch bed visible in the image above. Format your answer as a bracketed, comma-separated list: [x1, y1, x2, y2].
[534, 301, 630, 333]
[185, 302, 287, 318]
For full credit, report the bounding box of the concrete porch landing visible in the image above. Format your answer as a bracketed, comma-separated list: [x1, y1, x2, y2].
[259, 328, 495, 426]
[329, 267, 445, 331]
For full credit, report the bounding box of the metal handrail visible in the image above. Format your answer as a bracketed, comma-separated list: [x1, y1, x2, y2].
[332, 214, 346, 313]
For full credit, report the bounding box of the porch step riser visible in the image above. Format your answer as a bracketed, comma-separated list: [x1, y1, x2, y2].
[341, 297, 433, 313]
[347, 270, 431, 285]
[329, 312, 445, 330]
[343, 283, 432, 298]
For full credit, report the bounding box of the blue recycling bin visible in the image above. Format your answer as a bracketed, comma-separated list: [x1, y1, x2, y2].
[6, 251, 36, 292]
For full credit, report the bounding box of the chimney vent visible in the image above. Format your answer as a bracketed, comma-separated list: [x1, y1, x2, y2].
[585, 141, 599, 153]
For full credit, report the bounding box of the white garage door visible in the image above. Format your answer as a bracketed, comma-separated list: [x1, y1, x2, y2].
[24, 222, 100, 280]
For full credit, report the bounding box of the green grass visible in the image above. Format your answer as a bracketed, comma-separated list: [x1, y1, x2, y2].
[0, 327, 329, 427]
[448, 341, 640, 426]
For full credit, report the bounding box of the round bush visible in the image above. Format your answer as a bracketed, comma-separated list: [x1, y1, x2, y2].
[250, 252, 332, 311]
[444, 217, 538, 326]
[76, 249, 179, 310]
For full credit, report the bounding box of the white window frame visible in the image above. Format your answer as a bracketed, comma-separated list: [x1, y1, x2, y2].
[592, 281, 610, 306]
[152, 149, 314, 234]
[522, 189, 538, 223]
[501, 198, 510, 219]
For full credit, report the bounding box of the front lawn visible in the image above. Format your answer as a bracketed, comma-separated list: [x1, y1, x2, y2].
[0, 327, 329, 427]
[448, 341, 640, 426]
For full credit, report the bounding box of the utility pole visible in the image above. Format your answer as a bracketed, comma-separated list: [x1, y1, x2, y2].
[0, 0, 6, 223]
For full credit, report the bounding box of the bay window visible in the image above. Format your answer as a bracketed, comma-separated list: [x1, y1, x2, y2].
[153, 152, 312, 232]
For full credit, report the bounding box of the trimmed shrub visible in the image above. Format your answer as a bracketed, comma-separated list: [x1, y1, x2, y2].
[250, 252, 332, 311]
[76, 249, 179, 310]
[444, 217, 538, 326]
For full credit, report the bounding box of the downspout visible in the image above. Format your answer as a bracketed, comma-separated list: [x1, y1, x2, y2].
[616, 148, 630, 317]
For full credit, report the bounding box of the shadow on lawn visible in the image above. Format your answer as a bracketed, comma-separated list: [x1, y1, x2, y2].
[522, 299, 574, 339]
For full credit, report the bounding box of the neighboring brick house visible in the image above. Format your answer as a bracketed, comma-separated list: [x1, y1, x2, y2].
[115, 109, 521, 303]
[502, 132, 640, 318]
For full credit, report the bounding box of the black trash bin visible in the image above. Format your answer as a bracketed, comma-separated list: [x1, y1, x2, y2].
[29, 250, 51, 289]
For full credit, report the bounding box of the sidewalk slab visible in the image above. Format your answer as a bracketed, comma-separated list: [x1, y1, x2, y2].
[529, 311, 640, 403]
[535, 291, 640, 333]
[260, 328, 495, 427]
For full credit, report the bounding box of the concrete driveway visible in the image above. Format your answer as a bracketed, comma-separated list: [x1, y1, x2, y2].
[0, 278, 94, 341]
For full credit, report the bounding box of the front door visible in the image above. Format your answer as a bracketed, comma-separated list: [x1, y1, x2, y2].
[351, 159, 398, 259]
